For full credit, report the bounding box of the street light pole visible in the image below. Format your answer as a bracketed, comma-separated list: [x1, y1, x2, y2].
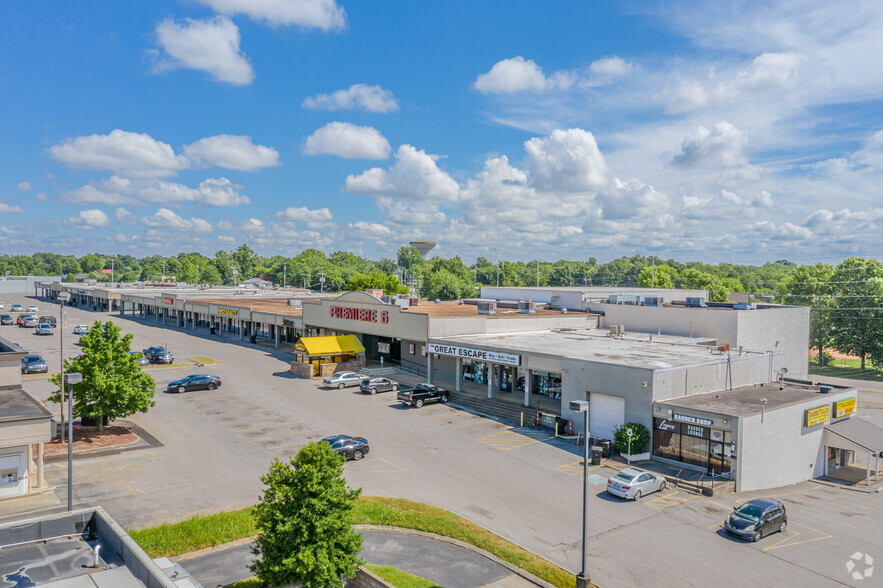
[58, 292, 71, 442]
[570, 400, 591, 588]
[64, 372, 82, 512]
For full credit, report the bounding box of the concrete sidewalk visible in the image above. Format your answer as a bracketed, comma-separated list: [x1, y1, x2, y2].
[176, 529, 542, 588]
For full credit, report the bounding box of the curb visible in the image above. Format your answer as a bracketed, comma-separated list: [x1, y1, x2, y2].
[44, 420, 163, 463]
[810, 478, 882, 493]
[354, 525, 559, 588]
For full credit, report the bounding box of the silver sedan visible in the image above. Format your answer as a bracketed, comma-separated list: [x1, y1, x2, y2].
[322, 371, 364, 389]
[606, 467, 667, 500]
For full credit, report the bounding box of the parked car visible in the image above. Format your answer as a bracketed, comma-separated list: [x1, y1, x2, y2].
[16, 314, 34, 326]
[21, 353, 48, 374]
[359, 377, 400, 394]
[166, 374, 222, 393]
[10, 304, 23, 312]
[323, 371, 364, 389]
[130, 351, 150, 367]
[34, 323, 54, 336]
[396, 383, 449, 408]
[321, 435, 370, 461]
[143, 346, 174, 364]
[38, 316, 57, 327]
[26, 305, 38, 313]
[725, 499, 787, 542]
[606, 468, 667, 500]
[0, 314, 12, 325]
[73, 325, 90, 335]
[20, 316, 38, 327]
[0, 302, 4, 309]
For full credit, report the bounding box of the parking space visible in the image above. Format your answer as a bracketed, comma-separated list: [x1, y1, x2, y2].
[3, 293, 882, 587]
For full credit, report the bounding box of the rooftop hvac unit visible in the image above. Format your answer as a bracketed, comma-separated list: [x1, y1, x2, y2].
[644, 296, 662, 307]
[617, 324, 625, 335]
[287, 299, 302, 307]
[550, 295, 562, 309]
[685, 297, 705, 307]
[733, 302, 757, 310]
[518, 300, 537, 313]
[478, 301, 496, 315]
[819, 384, 833, 394]
[609, 325, 618, 336]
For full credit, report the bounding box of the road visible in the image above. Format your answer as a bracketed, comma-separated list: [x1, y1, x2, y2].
[1, 294, 881, 588]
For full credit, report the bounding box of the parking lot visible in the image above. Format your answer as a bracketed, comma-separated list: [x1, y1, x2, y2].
[2, 294, 882, 587]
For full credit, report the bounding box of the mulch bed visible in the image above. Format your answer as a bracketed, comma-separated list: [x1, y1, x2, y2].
[37, 424, 139, 457]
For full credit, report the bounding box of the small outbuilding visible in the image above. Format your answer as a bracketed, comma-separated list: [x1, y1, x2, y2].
[291, 335, 366, 378]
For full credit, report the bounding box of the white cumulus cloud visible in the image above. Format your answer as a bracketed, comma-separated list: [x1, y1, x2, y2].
[276, 206, 334, 222]
[672, 121, 753, 169]
[16, 182, 33, 191]
[67, 209, 109, 228]
[62, 176, 250, 207]
[474, 56, 573, 94]
[195, 0, 346, 30]
[525, 128, 608, 192]
[302, 84, 398, 113]
[184, 135, 281, 171]
[345, 144, 460, 201]
[150, 17, 254, 85]
[142, 208, 212, 233]
[348, 220, 391, 240]
[0, 200, 24, 213]
[50, 130, 188, 178]
[303, 122, 391, 159]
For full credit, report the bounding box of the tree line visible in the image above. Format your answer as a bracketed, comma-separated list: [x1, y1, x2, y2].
[1, 247, 800, 303]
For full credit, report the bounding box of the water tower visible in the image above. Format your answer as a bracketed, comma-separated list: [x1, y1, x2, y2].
[409, 240, 437, 257]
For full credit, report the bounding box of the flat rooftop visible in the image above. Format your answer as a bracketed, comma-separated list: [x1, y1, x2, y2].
[657, 381, 855, 417]
[186, 297, 321, 316]
[430, 328, 749, 370]
[403, 302, 592, 318]
[0, 385, 53, 423]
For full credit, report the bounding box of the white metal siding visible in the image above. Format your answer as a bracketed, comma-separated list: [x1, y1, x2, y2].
[590, 393, 625, 440]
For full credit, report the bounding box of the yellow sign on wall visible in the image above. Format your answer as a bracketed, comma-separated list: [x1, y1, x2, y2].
[217, 308, 239, 316]
[834, 397, 856, 418]
[805, 405, 830, 427]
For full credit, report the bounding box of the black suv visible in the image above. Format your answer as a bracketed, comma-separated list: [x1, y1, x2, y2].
[143, 346, 174, 364]
[396, 383, 449, 408]
[725, 499, 787, 542]
[38, 315, 57, 327]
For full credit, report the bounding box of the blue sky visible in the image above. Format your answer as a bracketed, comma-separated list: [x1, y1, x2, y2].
[2, 1, 883, 264]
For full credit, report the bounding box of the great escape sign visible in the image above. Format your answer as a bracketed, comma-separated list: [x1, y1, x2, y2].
[427, 343, 521, 366]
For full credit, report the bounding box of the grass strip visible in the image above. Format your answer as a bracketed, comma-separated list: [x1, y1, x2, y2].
[130, 497, 575, 587]
[188, 355, 220, 365]
[365, 565, 441, 587]
[223, 579, 260, 588]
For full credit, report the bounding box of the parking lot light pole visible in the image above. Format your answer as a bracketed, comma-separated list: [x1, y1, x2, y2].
[64, 372, 82, 512]
[570, 400, 591, 588]
[58, 292, 71, 442]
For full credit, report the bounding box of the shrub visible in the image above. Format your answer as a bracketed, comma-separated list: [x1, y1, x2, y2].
[612, 422, 650, 455]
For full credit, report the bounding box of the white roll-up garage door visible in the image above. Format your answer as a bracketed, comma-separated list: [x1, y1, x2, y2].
[589, 392, 625, 441]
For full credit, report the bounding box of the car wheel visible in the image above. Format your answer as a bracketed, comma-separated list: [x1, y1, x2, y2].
[659, 480, 667, 491]
[338, 383, 345, 390]
[353, 450, 364, 461]
[370, 389, 377, 395]
[441, 394, 449, 403]
[208, 383, 216, 390]
[179, 386, 186, 393]
[415, 399, 424, 408]
[778, 521, 787, 533]
[392, 384, 398, 391]
[753, 529, 763, 542]
[634, 491, 642, 501]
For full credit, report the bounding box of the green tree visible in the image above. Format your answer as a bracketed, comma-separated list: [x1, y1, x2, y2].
[250, 443, 363, 588]
[678, 268, 729, 302]
[638, 265, 675, 289]
[346, 271, 408, 295]
[830, 258, 883, 370]
[776, 263, 834, 365]
[232, 244, 258, 279]
[48, 321, 156, 431]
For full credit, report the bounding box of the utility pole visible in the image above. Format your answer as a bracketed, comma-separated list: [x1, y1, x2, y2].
[195, 263, 199, 284]
[283, 263, 287, 287]
[651, 258, 655, 288]
[110, 259, 114, 283]
[536, 260, 539, 287]
[319, 271, 326, 293]
[497, 262, 500, 287]
[162, 260, 166, 282]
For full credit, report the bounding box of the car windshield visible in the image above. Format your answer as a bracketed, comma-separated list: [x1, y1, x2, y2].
[734, 504, 764, 522]
[25, 356, 42, 363]
[612, 472, 635, 483]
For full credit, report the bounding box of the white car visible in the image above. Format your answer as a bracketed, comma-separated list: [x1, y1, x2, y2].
[606, 468, 667, 500]
[322, 371, 364, 389]
[0, 302, 4, 309]
[73, 325, 90, 335]
[26, 305, 38, 313]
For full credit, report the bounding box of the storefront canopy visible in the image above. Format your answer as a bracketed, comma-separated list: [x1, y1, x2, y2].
[296, 335, 365, 356]
[824, 417, 883, 454]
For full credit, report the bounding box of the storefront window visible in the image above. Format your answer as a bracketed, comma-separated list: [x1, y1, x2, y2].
[531, 372, 562, 399]
[653, 418, 730, 473]
[462, 361, 488, 384]
[653, 424, 680, 462]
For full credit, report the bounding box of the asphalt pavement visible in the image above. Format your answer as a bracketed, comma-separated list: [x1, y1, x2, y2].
[177, 529, 528, 588]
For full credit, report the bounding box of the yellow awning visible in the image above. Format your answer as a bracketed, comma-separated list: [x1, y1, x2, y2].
[296, 335, 365, 356]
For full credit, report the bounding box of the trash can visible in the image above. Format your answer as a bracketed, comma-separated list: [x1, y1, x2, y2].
[250, 334, 257, 344]
[591, 446, 603, 465]
[600, 439, 611, 458]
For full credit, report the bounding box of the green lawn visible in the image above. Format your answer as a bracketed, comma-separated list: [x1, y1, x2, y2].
[809, 363, 883, 382]
[365, 565, 441, 588]
[130, 496, 577, 588]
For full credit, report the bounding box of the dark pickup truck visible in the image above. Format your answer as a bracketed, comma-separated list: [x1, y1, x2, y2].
[396, 383, 449, 408]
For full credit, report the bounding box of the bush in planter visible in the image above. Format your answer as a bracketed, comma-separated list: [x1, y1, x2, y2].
[612, 423, 650, 455]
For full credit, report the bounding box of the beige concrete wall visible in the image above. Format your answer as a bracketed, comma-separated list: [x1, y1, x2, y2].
[428, 314, 597, 338]
[0, 418, 52, 448]
[303, 292, 429, 341]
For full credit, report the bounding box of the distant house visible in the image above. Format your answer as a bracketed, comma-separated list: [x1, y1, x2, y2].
[244, 277, 273, 288]
[100, 269, 112, 275]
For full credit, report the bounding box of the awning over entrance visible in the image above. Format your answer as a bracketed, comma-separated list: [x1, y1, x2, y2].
[296, 335, 365, 356]
[824, 417, 883, 454]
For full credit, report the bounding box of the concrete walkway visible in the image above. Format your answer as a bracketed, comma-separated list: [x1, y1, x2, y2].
[176, 529, 539, 588]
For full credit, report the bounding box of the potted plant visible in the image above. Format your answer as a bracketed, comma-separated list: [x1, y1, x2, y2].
[613, 422, 651, 461]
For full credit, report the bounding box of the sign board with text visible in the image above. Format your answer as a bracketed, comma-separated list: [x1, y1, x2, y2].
[427, 343, 521, 366]
[805, 405, 830, 427]
[218, 307, 239, 317]
[833, 397, 856, 418]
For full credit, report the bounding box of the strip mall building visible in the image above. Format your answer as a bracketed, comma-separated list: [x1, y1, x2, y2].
[32, 282, 882, 492]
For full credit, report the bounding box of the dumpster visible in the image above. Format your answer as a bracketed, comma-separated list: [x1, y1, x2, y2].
[599, 439, 611, 458]
[591, 446, 603, 465]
